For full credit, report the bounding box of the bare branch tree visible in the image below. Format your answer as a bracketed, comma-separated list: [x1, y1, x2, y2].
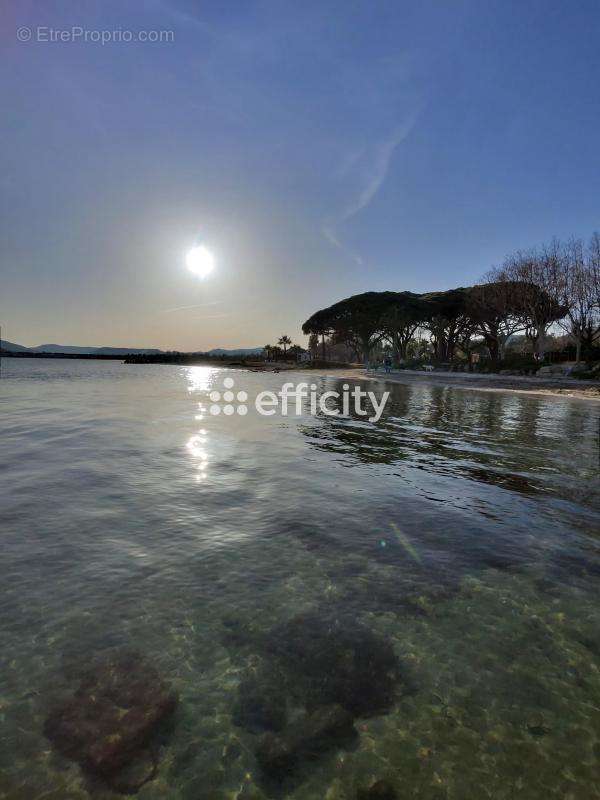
[555, 237, 600, 362]
[588, 231, 600, 311]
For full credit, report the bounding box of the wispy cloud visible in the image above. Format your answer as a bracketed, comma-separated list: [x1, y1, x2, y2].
[161, 301, 224, 314]
[322, 222, 365, 266]
[155, 0, 213, 33]
[323, 113, 418, 265]
[341, 118, 416, 220]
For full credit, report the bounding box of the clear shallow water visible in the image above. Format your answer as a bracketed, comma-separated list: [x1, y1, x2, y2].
[1, 357, 600, 799]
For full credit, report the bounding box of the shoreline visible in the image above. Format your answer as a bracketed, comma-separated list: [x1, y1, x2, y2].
[5, 354, 600, 402]
[358, 368, 600, 402]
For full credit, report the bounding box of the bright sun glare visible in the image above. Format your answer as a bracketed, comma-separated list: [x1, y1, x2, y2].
[186, 245, 215, 279]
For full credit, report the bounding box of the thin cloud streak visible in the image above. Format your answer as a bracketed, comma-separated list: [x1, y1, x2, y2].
[161, 301, 224, 314]
[322, 224, 364, 266]
[323, 112, 419, 265]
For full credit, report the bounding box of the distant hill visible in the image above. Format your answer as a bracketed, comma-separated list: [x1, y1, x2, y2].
[30, 344, 109, 354]
[208, 347, 264, 356]
[1, 339, 264, 357]
[0, 339, 30, 352]
[94, 347, 162, 355]
[0, 339, 161, 355]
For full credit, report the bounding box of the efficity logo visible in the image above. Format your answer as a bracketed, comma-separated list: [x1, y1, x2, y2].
[202, 376, 390, 422]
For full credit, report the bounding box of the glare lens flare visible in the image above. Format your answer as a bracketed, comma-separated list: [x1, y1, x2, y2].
[186, 245, 215, 278]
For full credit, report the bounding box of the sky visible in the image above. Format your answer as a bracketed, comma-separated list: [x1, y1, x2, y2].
[1, 0, 600, 350]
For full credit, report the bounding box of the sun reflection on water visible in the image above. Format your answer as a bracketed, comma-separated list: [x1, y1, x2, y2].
[186, 366, 218, 394]
[187, 432, 210, 482]
[186, 435, 208, 459]
[185, 369, 218, 481]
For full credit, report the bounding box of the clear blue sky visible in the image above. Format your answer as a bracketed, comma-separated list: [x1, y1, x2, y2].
[2, 0, 599, 349]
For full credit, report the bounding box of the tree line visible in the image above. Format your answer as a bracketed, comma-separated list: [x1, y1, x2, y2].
[302, 233, 600, 366]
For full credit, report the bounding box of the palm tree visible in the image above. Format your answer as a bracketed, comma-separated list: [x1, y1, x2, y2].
[278, 335, 292, 359]
[263, 344, 273, 361]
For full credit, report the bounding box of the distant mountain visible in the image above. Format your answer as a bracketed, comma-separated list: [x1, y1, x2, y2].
[30, 344, 107, 354]
[208, 347, 265, 356]
[1, 339, 265, 357]
[94, 347, 162, 355]
[0, 339, 30, 352]
[0, 339, 161, 355]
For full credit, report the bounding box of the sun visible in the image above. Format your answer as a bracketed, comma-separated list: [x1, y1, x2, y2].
[186, 245, 215, 278]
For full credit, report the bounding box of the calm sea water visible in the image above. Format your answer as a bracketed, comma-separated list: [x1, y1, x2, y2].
[1, 357, 600, 800]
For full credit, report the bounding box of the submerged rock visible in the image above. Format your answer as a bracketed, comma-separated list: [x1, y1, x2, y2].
[221, 613, 261, 650]
[351, 568, 459, 619]
[526, 713, 551, 738]
[263, 613, 401, 715]
[234, 612, 403, 788]
[549, 550, 600, 581]
[109, 748, 158, 795]
[44, 651, 177, 792]
[256, 704, 355, 778]
[357, 780, 397, 799]
[233, 668, 288, 733]
[286, 521, 339, 553]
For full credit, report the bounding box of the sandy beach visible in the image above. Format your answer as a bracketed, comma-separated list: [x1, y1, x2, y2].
[257, 364, 600, 402]
[359, 367, 600, 402]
